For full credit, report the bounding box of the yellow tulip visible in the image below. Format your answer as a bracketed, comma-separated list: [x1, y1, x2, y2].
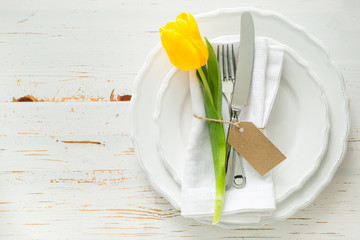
[159, 13, 209, 71]
[159, 13, 226, 224]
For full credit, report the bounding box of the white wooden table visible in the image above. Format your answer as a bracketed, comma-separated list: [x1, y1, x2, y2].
[0, 1, 359, 239]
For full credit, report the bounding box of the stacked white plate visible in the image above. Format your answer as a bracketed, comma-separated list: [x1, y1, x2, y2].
[130, 8, 349, 228]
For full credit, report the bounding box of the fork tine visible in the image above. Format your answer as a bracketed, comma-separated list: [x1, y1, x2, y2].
[228, 44, 235, 82]
[223, 45, 229, 81]
[217, 45, 223, 81]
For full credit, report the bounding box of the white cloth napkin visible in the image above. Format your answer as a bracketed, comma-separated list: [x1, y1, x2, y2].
[181, 36, 284, 223]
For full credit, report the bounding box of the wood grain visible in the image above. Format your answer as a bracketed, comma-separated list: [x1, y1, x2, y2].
[0, 0, 359, 239]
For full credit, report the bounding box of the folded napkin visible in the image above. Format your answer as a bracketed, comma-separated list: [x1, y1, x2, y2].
[181, 36, 284, 223]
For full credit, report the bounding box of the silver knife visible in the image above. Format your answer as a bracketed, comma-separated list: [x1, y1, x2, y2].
[226, 12, 255, 189]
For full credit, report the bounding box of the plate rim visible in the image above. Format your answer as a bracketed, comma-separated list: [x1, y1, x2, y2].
[153, 38, 330, 204]
[130, 7, 349, 228]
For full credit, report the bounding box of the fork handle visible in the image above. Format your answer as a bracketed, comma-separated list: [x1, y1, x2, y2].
[225, 145, 236, 190]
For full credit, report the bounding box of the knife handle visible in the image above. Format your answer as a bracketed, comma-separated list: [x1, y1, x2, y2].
[233, 152, 247, 189]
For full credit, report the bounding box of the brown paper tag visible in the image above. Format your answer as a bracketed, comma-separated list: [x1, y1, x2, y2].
[228, 121, 286, 176]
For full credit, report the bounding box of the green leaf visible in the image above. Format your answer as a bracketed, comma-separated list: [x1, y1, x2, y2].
[204, 37, 222, 114]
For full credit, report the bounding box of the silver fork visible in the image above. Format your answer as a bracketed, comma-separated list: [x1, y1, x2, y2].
[217, 43, 247, 190]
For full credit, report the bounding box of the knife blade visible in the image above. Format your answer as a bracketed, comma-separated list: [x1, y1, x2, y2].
[232, 12, 255, 111]
[225, 12, 255, 189]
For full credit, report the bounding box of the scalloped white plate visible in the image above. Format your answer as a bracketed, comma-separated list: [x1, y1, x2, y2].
[130, 8, 349, 228]
[154, 37, 329, 205]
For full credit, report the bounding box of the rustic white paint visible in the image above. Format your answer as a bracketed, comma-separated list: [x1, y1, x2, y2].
[0, 0, 359, 239]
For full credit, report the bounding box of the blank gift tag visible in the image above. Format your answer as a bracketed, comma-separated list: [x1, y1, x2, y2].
[228, 121, 286, 176]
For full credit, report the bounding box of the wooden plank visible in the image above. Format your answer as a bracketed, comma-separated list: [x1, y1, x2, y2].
[0, 103, 356, 239]
[0, 0, 358, 102]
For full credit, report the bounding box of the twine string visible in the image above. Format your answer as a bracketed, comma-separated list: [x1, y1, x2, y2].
[193, 114, 240, 127]
[193, 114, 265, 130]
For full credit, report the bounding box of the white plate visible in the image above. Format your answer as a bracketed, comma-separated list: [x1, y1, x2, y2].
[154, 38, 329, 203]
[130, 8, 349, 227]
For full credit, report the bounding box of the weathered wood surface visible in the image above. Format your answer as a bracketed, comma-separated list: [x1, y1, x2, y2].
[0, 0, 359, 239]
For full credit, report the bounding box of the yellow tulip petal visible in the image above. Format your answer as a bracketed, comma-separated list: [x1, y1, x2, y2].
[159, 12, 208, 70]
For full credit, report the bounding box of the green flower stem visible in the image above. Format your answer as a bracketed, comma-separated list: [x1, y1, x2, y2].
[196, 41, 226, 224]
[208, 121, 226, 224]
[197, 67, 213, 106]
